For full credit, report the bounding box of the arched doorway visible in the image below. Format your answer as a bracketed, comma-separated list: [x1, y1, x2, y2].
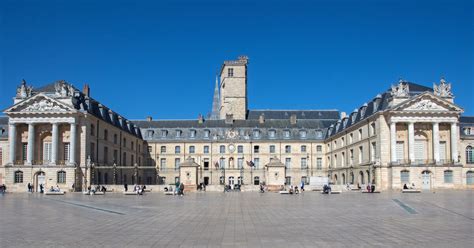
[228, 176, 234, 187]
[333, 174, 338, 184]
[422, 170, 431, 190]
[359, 171, 365, 185]
[34, 171, 46, 192]
[342, 173, 346, 185]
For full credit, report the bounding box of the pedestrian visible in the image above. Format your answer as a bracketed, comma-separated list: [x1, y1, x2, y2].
[175, 181, 180, 194]
[124, 183, 128, 192]
[27, 183, 31, 192]
[371, 184, 375, 193]
[179, 182, 184, 196]
[40, 184, 44, 194]
[300, 181, 305, 192]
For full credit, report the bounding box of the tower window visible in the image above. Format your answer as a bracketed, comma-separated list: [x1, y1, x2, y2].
[228, 68, 234, 77]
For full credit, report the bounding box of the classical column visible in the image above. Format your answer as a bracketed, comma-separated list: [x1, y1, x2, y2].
[69, 123, 77, 165]
[408, 122, 415, 163]
[8, 123, 16, 164]
[51, 123, 59, 165]
[26, 123, 35, 165]
[450, 122, 458, 162]
[390, 122, 397, 163]
[432, 122, 440, 163]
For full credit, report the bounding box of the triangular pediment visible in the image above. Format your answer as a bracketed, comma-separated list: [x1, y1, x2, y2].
[4, 93, 76, 114]
[393, 92, 463, 113]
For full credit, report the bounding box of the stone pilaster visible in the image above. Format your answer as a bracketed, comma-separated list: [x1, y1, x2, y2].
[26, 123, 35, 165]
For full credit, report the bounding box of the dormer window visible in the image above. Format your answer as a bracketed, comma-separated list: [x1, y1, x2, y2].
[284, 130, 290, 138]
[315, 130, 323, 138]
[253, 130, 260, 138]
[161, 130, 168, 138]
[204, 129, 210, 138]
[360, 106, 367, 118]
[146, 130, 154, 138]
[228, 68, 234, 77]
[269, 130, 276, 138]
[176, 130, 182, 138]
[190, 130, 196, 138]
[300, 130, 307, 139]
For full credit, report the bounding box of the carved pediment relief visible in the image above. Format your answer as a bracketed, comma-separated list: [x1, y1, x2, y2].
[405, 99, 445, 111]
[5, 94, 74, 114]
[394, 93, 462, 113]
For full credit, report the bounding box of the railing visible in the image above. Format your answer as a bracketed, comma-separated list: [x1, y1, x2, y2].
[391, 159, 460, 167]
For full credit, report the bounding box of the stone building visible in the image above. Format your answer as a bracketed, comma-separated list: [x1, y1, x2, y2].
[0, 56, 473, 192]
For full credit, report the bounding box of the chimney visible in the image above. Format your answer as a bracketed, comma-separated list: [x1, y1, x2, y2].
[198, 114, 204, 124]
[290, 114, 297, 125]
[225, 114, 234, 124]
[340, 112, 347, 119]
[259, 114, 265, 124]
[83, 84, 90, 97]
[146, 116, 153, 122]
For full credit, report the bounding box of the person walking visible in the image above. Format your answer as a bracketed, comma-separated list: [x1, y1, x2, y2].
[179, 182, 184, 196]
[124, 183, 128, 192]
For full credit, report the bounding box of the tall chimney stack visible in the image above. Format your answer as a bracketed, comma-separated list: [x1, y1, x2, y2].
[83, 84, 90, 97]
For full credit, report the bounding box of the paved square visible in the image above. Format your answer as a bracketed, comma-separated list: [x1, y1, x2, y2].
[1, 191, 473, 247]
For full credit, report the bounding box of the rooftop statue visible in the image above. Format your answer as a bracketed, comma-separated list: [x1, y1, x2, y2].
[391, 79, 410, 97]
[16, 79, 33, 98]
[433, 78, 453, 97]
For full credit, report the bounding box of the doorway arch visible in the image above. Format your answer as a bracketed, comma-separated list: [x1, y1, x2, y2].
[34, 171, 46, 192]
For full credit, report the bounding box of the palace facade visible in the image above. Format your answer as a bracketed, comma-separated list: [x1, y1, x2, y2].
[1, 56, 473, 192]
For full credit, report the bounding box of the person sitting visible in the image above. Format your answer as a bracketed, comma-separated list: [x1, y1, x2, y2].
[403, 183, 409, 190]
[294, 186, 299, 194]
[164, 187, 168, 192]
[366, 184, 371, 192]
[50, 186, 55, 192]
[101, 185, 106, 193]
[411, 183, 415, 189]
[289, 187, 293, 194]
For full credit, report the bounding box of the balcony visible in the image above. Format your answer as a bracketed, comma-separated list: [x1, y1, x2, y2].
[391, 159, 460, 167]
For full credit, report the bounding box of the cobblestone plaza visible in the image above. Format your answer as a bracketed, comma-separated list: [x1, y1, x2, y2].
[1, 191, 473, 247]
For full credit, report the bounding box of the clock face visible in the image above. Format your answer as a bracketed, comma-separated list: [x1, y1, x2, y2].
[227, 130, 237, 139]
[228, 144, 236, 153]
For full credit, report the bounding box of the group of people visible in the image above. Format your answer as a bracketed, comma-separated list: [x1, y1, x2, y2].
[0, 184, 6, 194]
[163, 182, 184, 195]
[322, 184, 332, 194]
[197, 182, 206, 191]
[366, 183, 376, 193]
[224, 184, 241, 192]
[87, 185, 107, 194]
[49, 185, 62, 192]
[133, 184, 147, 195]
[403, 183, 416, 189]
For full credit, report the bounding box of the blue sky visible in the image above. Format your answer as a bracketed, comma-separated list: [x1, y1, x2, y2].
[1, 0, 473, 119]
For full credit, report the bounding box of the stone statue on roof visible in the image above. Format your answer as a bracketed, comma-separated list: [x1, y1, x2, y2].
[433, 78, 452, 97]
[16, 79, 33, 98]
[391, 79, 410, 97]
[54, 80, 74, 97]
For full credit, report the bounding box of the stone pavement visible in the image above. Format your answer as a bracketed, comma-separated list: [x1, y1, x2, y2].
[0, 190, 473, 248]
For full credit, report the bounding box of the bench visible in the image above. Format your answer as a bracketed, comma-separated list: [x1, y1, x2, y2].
[123, 191, 138, 195]
[44, 191, 65, 195]
[144, 189, 152, 193]
[402, 189, 421, 193]
[279, 191, 290, 194]
[164, 192, 175, 195]
[362, 191, 380, 193]
[83, 191, 105, 195]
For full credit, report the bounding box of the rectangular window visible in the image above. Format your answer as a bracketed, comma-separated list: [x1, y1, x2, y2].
[175, 146, 181, 154]
[254, 145, 260, 153]
[62, 142, 69, 161]
[253, 130, 260, 138]
[161, 130, 167, 138]
[444, 171, 453, 183]
[228, 68, 234, 77]
[14, 171, 23, 183]
[316, 145, 322, 152]
[204, 130, 210, 138]
[350, 149, 354, 165]
[219, 158, 225, 168]
[237, 145, 243, 153]
[189, 146, 195, 154]
[316, 158, 322, 170]
[220, 145, 225, 154]
[104, 129, 108, 141]
[89, 142, 95, 162]
[0, 148, 2, 166]
[269, 130, 276, 138]
[285, 145, 291, 153]
[147, 146, 152, 153]
[161, 146, 166, 154]
[203, 146, 209, 154]
[113, 150, 118, 164]
[439, 141, 446, 161]
[57, 171, 66, 184]
[301, 145, 307, 152]
[285, 176, 291, 185]
[396, 141, 404, 162]
[358, 129, 363, 140]
[301, 157, 307, 169]
[175, 158, 180, 170]
[90, 124, 95, 136]
[254, 158, 260, 169]
[22, 143, 27, 161]
[400, 171, 410, 184]
[359, 146, 363, 164]
[131, 155, 134, 166]
[269, 145, 275, 153]
[190, 130, 196, 138]
[371, 122, 376, 136]
[285, 158, 291, 169]
[176, 130, 182, 138]
[123, 152, 127, 166]
[114, 134, 117, 144]
[284, 130, 290, 138]
[103, 146, 108, 164]
[238, 158, 244, 168]
[160, 158, 166, 170]
[371, 142, 376, 162]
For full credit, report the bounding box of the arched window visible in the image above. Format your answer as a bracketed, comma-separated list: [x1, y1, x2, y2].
[219, 176, 225, 185]
[444, 170, 453, 183]
[254, 176, 260, 185]
[57, 171, 66, 184]
[400, 170, 410, 184]
[466, 146, 473, 164]
[466, 171, 474, 185]
[359, 171, 365, 184]
[342, 173, 346, 184]
[14, 170, 23, 183]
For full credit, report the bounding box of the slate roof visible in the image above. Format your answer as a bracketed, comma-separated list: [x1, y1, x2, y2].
[327, 82, 434, 138]
[460, 116, 474, 124]
[247, 110, 339, 120]
[25, 81, 142, 139]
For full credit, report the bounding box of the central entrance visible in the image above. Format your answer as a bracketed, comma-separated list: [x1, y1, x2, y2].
[35, 171, 46, 192]
[422, 170, 431, 190]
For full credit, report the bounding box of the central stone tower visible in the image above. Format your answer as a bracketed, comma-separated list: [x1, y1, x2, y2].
[219, 55, 248, 120]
